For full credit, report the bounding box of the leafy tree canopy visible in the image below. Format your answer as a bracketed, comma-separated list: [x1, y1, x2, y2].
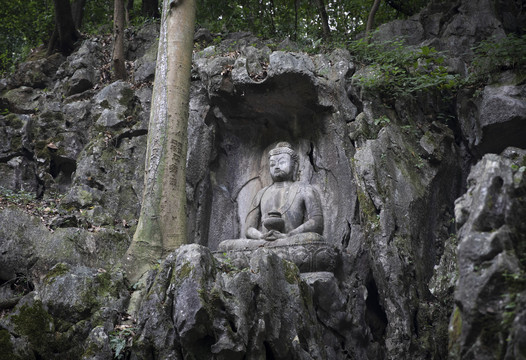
[196, 0, 429, 43]
[1, 0, 430, 75]
[0, 0, 54, 73]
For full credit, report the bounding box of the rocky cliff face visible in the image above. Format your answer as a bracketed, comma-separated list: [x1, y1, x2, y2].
[1, 0, 525, 359]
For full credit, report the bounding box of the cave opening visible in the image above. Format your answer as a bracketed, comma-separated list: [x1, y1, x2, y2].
[365, 276, 388, 343]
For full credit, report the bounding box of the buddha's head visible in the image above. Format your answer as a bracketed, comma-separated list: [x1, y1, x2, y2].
[268, 142, 298, 182]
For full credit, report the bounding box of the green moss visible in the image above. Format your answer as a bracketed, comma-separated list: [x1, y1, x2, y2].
[40, 110, 63, 124]
[100, 100, 110, 109]
[282, 260, 299, 284]
[448, 306, 462, 355]
[119, 87, 135, 107]
[0, 329, 19, 360]
[34, 140, 49, 159]
[5, 113, 23, 129]
[10, 135, 22, 150]
[356, 187, 379, 230]
[95, 271, 112, 291]
[93, 271, 119, 299]
[11, 301, 54, 351]
[11, 301, 83, 358]
[171, 261, 194, 288]
[78, 189, 94, 205]
[44, 263, 70, 284]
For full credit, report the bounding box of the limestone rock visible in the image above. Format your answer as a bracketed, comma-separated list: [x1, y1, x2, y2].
[81, 326, 113, 360]
[450, 148, 526, 359]
[458, 84, 526, 157]
[0, 207, 129, 282]
[0, 265, 128, 360]
[38, 264, 128, 323]
[0, 86, 42, 114]
[132, 244, 347, 359]
[61, 40, 103, 97]
[7, 53, 65, 90]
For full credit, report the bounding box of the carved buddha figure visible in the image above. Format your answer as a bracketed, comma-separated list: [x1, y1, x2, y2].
[244, 142, 323, 241]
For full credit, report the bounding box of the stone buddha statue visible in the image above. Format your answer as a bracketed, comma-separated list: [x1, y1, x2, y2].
[245, 142, 323, 240]
[218, 142, 324, 251]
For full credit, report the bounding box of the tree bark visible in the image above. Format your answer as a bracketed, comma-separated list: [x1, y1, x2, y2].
[126, 0, 134, 26]
[47, 0, 80, 55]
[315, 0, 330, 39]
[142, 0, 160, 18]
[113, 0, 127, 80]
[71, 0, 87, 29]
[366, 0, 382, 36]
[294, 0, 299, 41]
[123, 0, 196, 283]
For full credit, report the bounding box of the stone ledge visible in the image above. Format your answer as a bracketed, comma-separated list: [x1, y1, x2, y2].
[214, 233, 340, 273]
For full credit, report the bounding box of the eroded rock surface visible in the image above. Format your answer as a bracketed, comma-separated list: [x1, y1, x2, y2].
[132, 244, 350, 359]
[450, 148, 526, 359]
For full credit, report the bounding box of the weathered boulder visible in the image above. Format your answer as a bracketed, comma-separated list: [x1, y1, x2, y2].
[0, 86, 42, 114]
[348, 101, 462, 358]
[59, 80, 148, 226]
[0, 207, 129, 282]
[81, 326, 113, 360]
[450, 148, 526, 359]
[457, 84, 526, 157]
[6, 52, 65, 90]
[126, 23, 160, 61]
[373, 0, 523, 75]
[133, 40, 158, 83]
[64, 40, 103, 96]
[0, 265, 128, 360]
[131, 244, 349, 359]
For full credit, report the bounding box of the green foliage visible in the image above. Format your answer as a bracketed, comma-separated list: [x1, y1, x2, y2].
[349, 36, 462, 99]
[374, 115, 391, 127]
[82, 0, 114, 34]
[0, 186, 36, 206]
[0, 0, 431, 75]
[500, 269, 525, 331]
[0, 329, 19, 360]
[0, 0, 54, 74]
[218, 253, 242, 273]
[109, 326, 136, 359]
[196, 0, 424, 42]
[470, 33, 526, 83]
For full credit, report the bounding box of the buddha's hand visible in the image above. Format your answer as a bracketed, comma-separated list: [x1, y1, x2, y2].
[261, 230, 287, 241]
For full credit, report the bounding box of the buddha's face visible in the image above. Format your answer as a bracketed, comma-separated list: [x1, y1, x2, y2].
[269, 153, 294, 182]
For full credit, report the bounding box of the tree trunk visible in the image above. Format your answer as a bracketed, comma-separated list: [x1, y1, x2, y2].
[294, 0, 300, 41]
[126, 0, 134, 26]
[142, 0, 160, 18]
[123, 0, 196, 283]
[315, 0, 330, 39]
[72, 0, 87, 29]
[47, 0, 80, 55]
[366, 0, 382, 36]
[113, 0, 127, 80]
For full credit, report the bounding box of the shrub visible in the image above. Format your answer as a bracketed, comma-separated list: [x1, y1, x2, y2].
[348, 36, 462, 99]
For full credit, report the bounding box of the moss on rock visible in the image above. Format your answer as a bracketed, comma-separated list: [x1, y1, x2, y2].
[44, 263, 71, 284]
[4, 113, 23, 129]
[11, 301, 55, 354]
[0, 329, 20, 360]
